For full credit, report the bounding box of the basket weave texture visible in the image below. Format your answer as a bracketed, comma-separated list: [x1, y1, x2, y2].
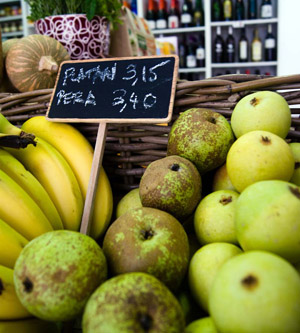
[1, 74, 300, 192]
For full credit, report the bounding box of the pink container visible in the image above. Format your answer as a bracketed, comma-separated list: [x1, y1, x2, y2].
[35, 14, 110, 60]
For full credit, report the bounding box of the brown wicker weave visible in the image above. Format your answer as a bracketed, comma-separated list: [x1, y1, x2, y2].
[1, 74, 300, 192]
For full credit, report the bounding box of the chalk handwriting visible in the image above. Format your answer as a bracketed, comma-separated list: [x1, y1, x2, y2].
[56, 90, 96, 107]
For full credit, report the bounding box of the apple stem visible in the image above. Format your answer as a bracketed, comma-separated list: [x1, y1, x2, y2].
[241, 274, 258, 290]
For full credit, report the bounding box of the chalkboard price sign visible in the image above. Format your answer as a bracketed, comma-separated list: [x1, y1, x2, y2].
[47, 55, 179, 124]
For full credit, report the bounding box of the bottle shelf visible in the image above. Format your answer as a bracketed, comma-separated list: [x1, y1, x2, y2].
[0, 15, 22, 23]
[210, 18, 278, 28]
[212, 61, 278, 68]
[152, 26, 205, 35]
[179, 67, 206, 73]
[2, 30, 23, 37]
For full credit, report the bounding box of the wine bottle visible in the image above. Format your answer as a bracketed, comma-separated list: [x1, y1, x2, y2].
[168, 0, 180, 28]
[194, 0, 205, 27]
[225, 26, 235, 63]
[235, 0, 245, 20]
[181, 0, 193, 28]
[264, 24, 276, 61]
[214, 26, 225, 63]
[248, 0, 257, 19]
[196, 34, 205, 67]
[146, 0, 157, 30]
[186, 43, 197, 68]
[223, 0, 233, 21]
[212, 0, 223, 21]
[238, 27, 249, 62]
[156, 0, 168, 29]
[260, 0, 273, 19]
[179, 36, 187, 68]
[251, 28, 262, 62]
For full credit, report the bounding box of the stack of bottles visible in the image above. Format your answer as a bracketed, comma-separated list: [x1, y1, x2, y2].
[146, 0, 205, 30]
[213, 24, 276, 63]
[212, 0, 274, 21]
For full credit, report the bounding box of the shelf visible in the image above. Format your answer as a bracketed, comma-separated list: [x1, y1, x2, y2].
[152, 26, 205, 35]
[0, 15, 22, 22]
[211, 61, 278, 68]
[0, 0, 20, 4]
[210, 18, 279, 28]
[2, 30, 23, 37]
[179, 67, 206, 73]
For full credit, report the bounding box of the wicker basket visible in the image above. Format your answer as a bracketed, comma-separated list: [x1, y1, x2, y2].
[1, 73, 300, 193]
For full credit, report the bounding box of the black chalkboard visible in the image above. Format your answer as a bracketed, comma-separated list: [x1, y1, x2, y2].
[47, 55, 179, 124]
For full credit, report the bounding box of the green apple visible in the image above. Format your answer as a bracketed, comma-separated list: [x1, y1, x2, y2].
[211, 163, 236, 192]
[209, 251, 300, 333]
[235, 180, 300, 263]
[226, 130, 294, 192]
[188, 242, 242, 312]
[82, 272, 185, 333]
[289, 142, 300, 186]
[231, 90, 291, 139]
[13, 230, 107, 322]
[194, 190, 240, 245]
[103, 207, 190, 291]
[167, 108, 235, 175]
[139, 155, 202, 221]
[185, 317, 218, 333]
[115, 188, 142, 218]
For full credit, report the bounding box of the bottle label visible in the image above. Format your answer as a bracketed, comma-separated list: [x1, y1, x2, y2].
[156, 19, 167, 29]
[196, 47, 205, 60]
[168, 16, 179, 28]
[265, 38, 275, 49]
[252, 41, 262, 61]
[215, 43, 223, 53]
[239, 40, 248, 59]
[147, 20, 156, 30]
[227, 44, 234, 54]
[224, 2, 232, 19]
[181, 13, 192, 24]
[261, 5, 272, 18]
[186, 55, 197, 67]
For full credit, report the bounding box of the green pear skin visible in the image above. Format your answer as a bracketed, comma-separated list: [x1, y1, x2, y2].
[167, 108, 234, 175]
[103, 207, 190, 291]
[82, 272, 185, 333]
[14, 230, 108, 322]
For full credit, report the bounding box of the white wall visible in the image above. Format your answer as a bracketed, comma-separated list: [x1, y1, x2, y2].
[278, 0, 300, 75]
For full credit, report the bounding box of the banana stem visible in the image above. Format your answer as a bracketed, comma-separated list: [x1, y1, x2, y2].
[0, 132, 36, 149]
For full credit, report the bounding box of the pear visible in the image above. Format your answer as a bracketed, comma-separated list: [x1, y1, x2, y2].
[139, 155, 202, 221]
[82, 272, 185, 333]
[13, 230, 108, 322]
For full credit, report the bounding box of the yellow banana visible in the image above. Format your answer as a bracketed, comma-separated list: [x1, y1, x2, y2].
[21, 116, 113, 239]
[0, 148, 63, 230]
[0, 218, 28, 269]
[0, 113, 84, 231]
[0, 264, 32, 320]
[0, 169, 53, 240]
[0, 318, 59, 333]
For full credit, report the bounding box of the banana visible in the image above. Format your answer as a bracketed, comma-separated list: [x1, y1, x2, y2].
[0, 169, 53, 240]
[0, 264, 32, 320]
[0, 148, 64, 230]
[21, 116, 113, 239]
[0, 113, 84, 231]
[0, 218, 28, 269]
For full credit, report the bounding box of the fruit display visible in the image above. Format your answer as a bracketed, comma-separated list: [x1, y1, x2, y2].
[0, 75, 299, 332]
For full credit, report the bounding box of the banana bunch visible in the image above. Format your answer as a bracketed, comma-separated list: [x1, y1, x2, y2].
[0, 112, 113, 320]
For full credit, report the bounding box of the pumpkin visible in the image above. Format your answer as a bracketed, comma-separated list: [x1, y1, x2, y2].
[5, 34, 70, 92]
[2, 38, 20, 59]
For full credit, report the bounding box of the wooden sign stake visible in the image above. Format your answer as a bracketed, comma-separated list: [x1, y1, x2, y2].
[79, 122, 108, 235]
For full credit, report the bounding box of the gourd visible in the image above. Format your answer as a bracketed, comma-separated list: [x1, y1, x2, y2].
[5, 34, 70, 92]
